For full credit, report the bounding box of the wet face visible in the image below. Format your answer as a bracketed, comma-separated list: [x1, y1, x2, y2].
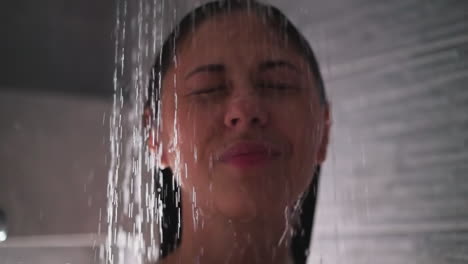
[155, 11, 329, 222]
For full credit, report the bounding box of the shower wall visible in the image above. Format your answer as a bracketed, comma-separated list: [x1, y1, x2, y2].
[0, 90, 109, 263]
[0, 91, 110, 235]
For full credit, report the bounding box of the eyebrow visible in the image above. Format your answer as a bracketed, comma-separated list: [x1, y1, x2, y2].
[185, 64, 225, 80]
[258, 60, 301, 73]
[184, 60, 300, 80]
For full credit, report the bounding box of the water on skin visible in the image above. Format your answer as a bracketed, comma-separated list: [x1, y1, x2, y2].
[104, 1, 297, 263]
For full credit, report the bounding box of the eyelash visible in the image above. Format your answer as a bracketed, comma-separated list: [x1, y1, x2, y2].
[191, 82, 297, 96]
[256, 82, 294, 91]
[193, 85, 227, 95]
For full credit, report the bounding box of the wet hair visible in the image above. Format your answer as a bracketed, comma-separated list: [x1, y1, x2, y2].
[145, 0, 327, 263]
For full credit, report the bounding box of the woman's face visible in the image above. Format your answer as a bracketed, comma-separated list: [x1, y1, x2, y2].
[156, 11, 329, 222]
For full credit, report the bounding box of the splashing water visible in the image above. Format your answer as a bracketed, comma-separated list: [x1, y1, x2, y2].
[103, 0, 169, 263]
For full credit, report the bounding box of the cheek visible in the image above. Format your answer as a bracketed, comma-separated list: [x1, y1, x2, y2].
[178, 101, 215, 152]
[275, 99, 320, 152]
[273, 101, 321, 194]
[174, 102, 220, 186]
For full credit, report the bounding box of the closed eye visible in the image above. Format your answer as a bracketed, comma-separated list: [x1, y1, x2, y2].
[257, 82, 295, 90]
[192, 84, 227, 95]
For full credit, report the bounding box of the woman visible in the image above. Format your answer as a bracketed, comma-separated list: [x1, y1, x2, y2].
[144, 0, 330, 263]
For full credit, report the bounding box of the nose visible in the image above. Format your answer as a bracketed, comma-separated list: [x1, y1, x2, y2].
[224, 93, 268, 130]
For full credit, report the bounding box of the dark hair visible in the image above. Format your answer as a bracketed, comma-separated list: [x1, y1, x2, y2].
[145, 1, 327, 263]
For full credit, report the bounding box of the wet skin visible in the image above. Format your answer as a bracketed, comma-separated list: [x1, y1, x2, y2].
[150, 10, 330, 264]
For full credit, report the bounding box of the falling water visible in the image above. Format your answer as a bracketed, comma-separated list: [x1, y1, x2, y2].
[103, 0, 167, 263]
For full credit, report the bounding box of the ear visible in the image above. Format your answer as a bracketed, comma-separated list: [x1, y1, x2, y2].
[317, 103, 331, 164]
[144, 107, 170, 169]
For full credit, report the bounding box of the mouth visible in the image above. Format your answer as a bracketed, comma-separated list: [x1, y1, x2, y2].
[217, 141, 282, 168]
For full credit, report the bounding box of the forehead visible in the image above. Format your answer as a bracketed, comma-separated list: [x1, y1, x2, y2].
[190, 11, 281, 44]
[176, 11, 306, 67]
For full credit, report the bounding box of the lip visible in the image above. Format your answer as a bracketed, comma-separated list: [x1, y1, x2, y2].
[217, 141, 282, 168]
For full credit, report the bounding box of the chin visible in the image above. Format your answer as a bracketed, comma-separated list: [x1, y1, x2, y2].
[213, 190, 290, 224]
[212, 190, 260, 222]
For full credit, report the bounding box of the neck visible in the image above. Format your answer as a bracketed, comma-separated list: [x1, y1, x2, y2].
[160, 191, 295, 264]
